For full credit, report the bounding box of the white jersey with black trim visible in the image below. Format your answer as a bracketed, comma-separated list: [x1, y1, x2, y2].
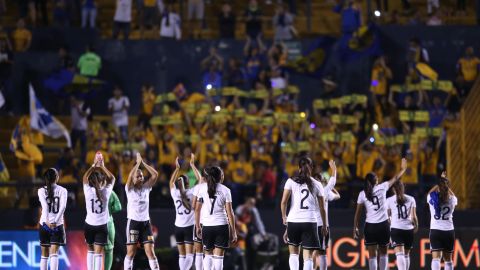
[126, 185, 152, 222]
[285, 178, 325, 223]
[196, 183, 232, 226]
[387, 194, 416, 230]
[38, 185, 68, 225]
[170, 187, 195, 227]
[428, 193, 457, 231]
[315, 176, 336, 227]
[357, 182, 389, 224]
[84, 183, 114, 226]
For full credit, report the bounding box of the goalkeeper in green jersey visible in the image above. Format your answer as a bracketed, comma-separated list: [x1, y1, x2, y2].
[105, 191, 122, 270]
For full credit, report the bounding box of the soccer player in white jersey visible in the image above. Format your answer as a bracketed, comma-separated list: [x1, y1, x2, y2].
[427, 172, 457, 270]
[353, 158, 407, 270]
[190, 155, 205, 270]
[194, 166, 237, 270]
[123, 153, 160, 270]
[169, 155, 198, 270]
[82, 152, 116, 270]
[313, 160, 340, 270]
[281, 156, 328, 270]
[387, 181, 418, 270]
[38, 168, 68, 270]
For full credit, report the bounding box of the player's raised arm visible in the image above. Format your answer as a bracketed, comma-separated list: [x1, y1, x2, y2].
[126, 153, 142, 190]
[169, 157, 181, 190]
[387, 158, 407, 188]
[142, 159, 159, 188]
[190, 153, 203, 184]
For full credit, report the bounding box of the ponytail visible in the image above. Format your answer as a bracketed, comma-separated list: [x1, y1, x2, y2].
[43, 168, 58, 199]
[292, 156, 315, 194]
[204, 166, 222, 198]
[176, 175, 191, 211]
[438, 177, 450, 205]
[364, 173, 377, 202]
[88, 169, 106, 202]
[393, 181, 406, 205]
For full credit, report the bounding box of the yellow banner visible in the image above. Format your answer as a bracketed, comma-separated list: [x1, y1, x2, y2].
[155, 93, 176, 103]
[399, 111, 430, 122]
[109, 143, 145, 152]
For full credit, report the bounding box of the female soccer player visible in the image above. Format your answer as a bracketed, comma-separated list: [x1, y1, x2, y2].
[105, 191, 122, 270]
[313, 160, 339, 270]
[170, 155, 195, 270]
[387, 181, 418, 270]
[281, 156, 328, 270]
[428, 172, 457, 270]
[194, 166, 237, 270]
[353, 158, 407, 270]
[190, 154, 205, 270]
[83, 152, 116, 270]
[38, 168, 68, 270]
[123, 153, 160, 270]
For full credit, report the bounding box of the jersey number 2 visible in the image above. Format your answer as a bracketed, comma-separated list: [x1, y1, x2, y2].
[47, 196, 60, 214]
[300, 189, 310, 210]
[90, 199, 104, 214]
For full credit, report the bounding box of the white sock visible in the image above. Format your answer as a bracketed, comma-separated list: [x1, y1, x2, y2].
[445, 261, 454, 270]
[50, 254, 59, 270]
[87, 251, 94, 270]
[40, 256, 48, 270]
[184, 254, 194, 270]
[369, 257, 378, 270]
[404, 254, 410, 270]
[395, 253, 406, 270]
[379, 255, 388, 270]
[319, 255, 327, 270]
[289, 254, 299, 270]
[179, 255, 186, 270]
[149, 257, 160, 270]
[93, 254, 103, 270]
[124, 256, 134, 270]
[203, 254, 213, 270]
[431, 258, 441, 270]
[303, 258, 314, 270]
[213, 255, 224, 270]
[195, 253, 203, 270]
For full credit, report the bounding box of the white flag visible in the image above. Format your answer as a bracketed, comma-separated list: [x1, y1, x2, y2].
[29, 85, 71, 147]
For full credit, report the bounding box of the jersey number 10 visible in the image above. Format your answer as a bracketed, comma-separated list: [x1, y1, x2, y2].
[47, 196, 60, 214]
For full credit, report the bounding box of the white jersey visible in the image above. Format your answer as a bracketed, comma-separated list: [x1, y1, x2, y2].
[357, 182, 389, 224]
[196, 183, 232, 226]
[170, 187, 195, 227]
[428, 193, 457, 231]
[387, 195, 416, 230]
[84, 183, 114, 226]
[38, 185, 68, 225]
[315, 176, 336, 227]
[192, 184, 204, 224]
[285, 178, 325, 223]
[126, 185, 152, 222]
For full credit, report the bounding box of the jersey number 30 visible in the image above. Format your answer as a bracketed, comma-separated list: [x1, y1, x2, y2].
[90, 199, 104, 214]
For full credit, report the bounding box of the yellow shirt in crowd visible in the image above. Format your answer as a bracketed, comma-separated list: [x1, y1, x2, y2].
[13, 29, 31, 52]
[458, 57, 480, 82]
[356, 150, 381, 178]
[370, 66, 388, 95]
[228, 161, 253, 184]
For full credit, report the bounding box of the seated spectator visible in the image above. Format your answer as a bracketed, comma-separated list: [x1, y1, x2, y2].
[456, 46, 480, 96]
[77, 44, 101, 77]
[273, 3, 295, 41]
[244, 0, 262, 39]
[108, 87, 130, 142]
[12, 19, 32, 52]
[160, 5, 181, 40]
[81, 0, 97, 28]
[113, 0, 132, 40]
[218, 2, 236, 39]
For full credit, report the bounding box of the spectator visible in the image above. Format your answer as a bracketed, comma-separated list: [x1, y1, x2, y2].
[244, 37, 266, 86]
[456, 46, 480, 96]
[340, 1, 361, 34]
[108, 87, 130, 142]
[244, 0, 262, 39]
[138, 83, 156, 125]
[81, 0, 97, 28]
[201, 46, 224, 71]
[160, 5, 181, 40]
[427, 0, 439, 15]
[58, 46, 74, 71]
[141, 0, 158, 37]
[425, 95, 447, 127]
[254, 161, 276, 203]
[70, 95, 91, 163]
[407, 37, 429, 65]
[426, 9, 442, 26]
[202, 65, 223, 90]
[187, 0, 204, 38]
[113, 0, 132, 40]
[77, 44, 101, 77]
[225, 58, 246, 89]
[272, 3, 295, 41]
[53, 0, 69, 27]
[12, 19, 32, 52]
[370, 56, 392, 97]
[218, 2, 236, 39]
